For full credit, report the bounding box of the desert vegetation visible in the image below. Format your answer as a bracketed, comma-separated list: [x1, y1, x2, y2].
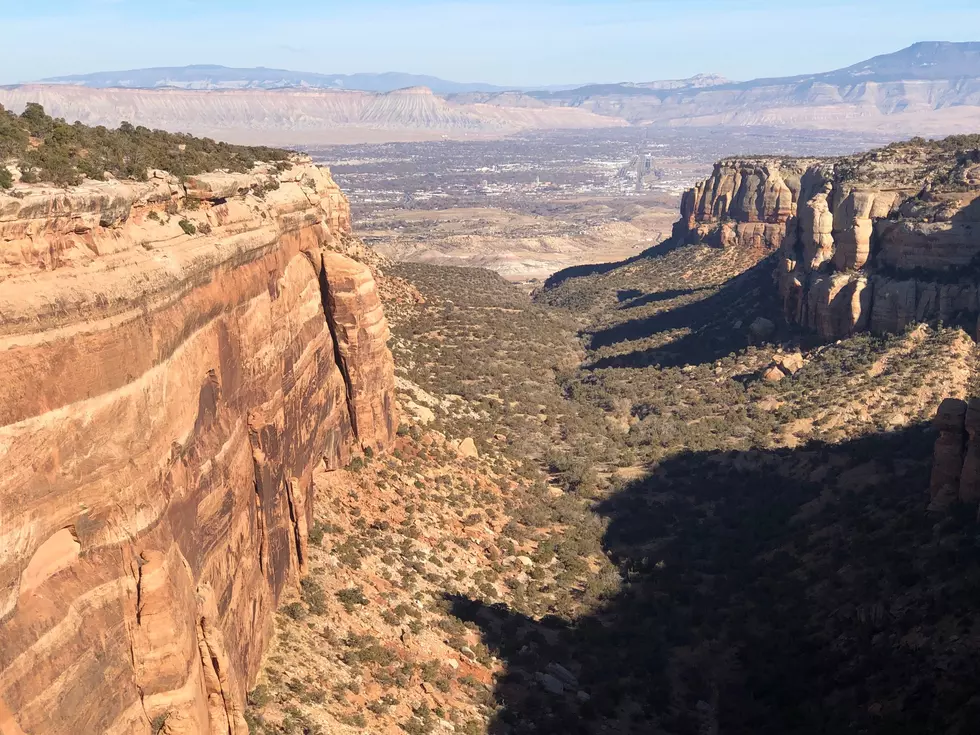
[241, 137, 980, 733]
[0, 103, 289, 186]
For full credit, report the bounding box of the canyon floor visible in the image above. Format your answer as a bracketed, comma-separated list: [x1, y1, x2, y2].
[244, 239, 980, 734]
[317, 127, 889, 283]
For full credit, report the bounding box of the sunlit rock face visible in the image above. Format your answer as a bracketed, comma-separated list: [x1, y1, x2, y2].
[0, 160, 396, 734]
[677, 142, 980, 339]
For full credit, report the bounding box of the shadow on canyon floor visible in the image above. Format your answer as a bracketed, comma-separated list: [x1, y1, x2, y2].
[615, 286, 712, 311]
[587, 255, 784, 370]
[544, 239, 686, 290]
[451, 423, 980, 735]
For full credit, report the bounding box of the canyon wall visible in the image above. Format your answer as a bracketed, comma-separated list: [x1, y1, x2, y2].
[676, 141, 980, 339]
[0, 161, 396, 734]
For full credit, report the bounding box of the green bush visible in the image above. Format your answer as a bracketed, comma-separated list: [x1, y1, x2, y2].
[0, 167, 12, 190]
[178, 219, 197, 236]
[308, 520, 326, 546]
[247, 684, 272, 707]
[300, 577, 328, 615]
[336, 586, 369, 612]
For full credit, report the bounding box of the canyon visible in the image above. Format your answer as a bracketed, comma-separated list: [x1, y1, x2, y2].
[5, 110, 980, 734]
[0, 158, 397, 734]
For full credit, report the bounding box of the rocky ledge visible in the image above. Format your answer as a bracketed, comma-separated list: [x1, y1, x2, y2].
[0, 159, 396, 734]
[676, 138, 980, 339]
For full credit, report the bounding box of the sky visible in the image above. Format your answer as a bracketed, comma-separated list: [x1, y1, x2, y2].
[2, 0, 980, 87]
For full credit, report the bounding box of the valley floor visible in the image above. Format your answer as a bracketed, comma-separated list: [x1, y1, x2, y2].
[246, 243, 980, 735]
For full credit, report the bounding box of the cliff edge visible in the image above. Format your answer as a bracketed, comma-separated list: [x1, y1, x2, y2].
[676, 136, 980, 339]
[0, 159, 397, 734]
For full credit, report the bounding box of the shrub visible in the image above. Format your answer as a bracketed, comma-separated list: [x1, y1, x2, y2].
[340, 713, 367, 728]
[150, 714, 168, 734]
[0, 167, 12, 190]
[178, 219, 197, 236]
[300, 577, 328, 615]
[247, 684, 272, 707]
[308, 520, 326, 546]
[336, 586, 369, 611]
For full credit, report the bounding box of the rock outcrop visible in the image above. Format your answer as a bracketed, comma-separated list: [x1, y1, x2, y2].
[677, 140, 980, 339]
[929, 398, 969, 508]
[930, 396, 980, 511]
[0, 159, 397, 734]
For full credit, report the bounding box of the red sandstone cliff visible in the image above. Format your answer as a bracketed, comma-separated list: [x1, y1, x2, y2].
[0, 160, 396, 734]
[676, 140, 980, 339]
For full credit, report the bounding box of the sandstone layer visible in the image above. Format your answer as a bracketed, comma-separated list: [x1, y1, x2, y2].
[676, 140, 980, 339]
[0, 160, 396, 734]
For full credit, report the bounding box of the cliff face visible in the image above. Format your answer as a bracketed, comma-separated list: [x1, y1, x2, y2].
[0, 161, 396, 734]
[677, 140, 980, 339]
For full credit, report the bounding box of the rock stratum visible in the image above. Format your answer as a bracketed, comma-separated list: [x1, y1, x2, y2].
[675, 136, 980, 340]
[0, 160, 397, 734]
[0, 85, 624, 146]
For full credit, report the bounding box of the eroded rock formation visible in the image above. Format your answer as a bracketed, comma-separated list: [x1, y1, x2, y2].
[677, 140, 980, 339]
[929, 398, 969, 508]
[0, 160, 396, 734]
[930, 396, 980, 510]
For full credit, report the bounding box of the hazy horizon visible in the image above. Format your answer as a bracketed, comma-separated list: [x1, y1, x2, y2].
[3, 0, 980, 87]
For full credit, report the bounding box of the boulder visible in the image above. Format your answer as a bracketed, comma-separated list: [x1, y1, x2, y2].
[775, 352, 805, 375]
[749, 317, 776, 341]
[456, 437, 479, 458]
[535, 673, 565, 695]
[763, 365, 788, 382]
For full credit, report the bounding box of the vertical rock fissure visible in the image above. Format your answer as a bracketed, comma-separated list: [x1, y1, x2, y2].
[284, 480, 304, 571]
[198, 621, 236, 735]
[317, 254, 360, 440]
[251, 475, 266, 574]
[134, 555, 145, 626]
[130, 554, 151, 727]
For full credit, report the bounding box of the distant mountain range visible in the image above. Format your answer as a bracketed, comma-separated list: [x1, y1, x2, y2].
[4, 42, 979, 145]
[527, 42, 980, 100]
[37, 65, 586, 95]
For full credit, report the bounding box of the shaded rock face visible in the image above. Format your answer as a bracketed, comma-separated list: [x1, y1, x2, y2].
[928, 397, 980, 511]
[677, 146, 980, 339]
[930, 398, 969, 509]
[0, 161, 396, 734]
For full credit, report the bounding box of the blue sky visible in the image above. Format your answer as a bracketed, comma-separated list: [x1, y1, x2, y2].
[2, 0, 980, 86]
